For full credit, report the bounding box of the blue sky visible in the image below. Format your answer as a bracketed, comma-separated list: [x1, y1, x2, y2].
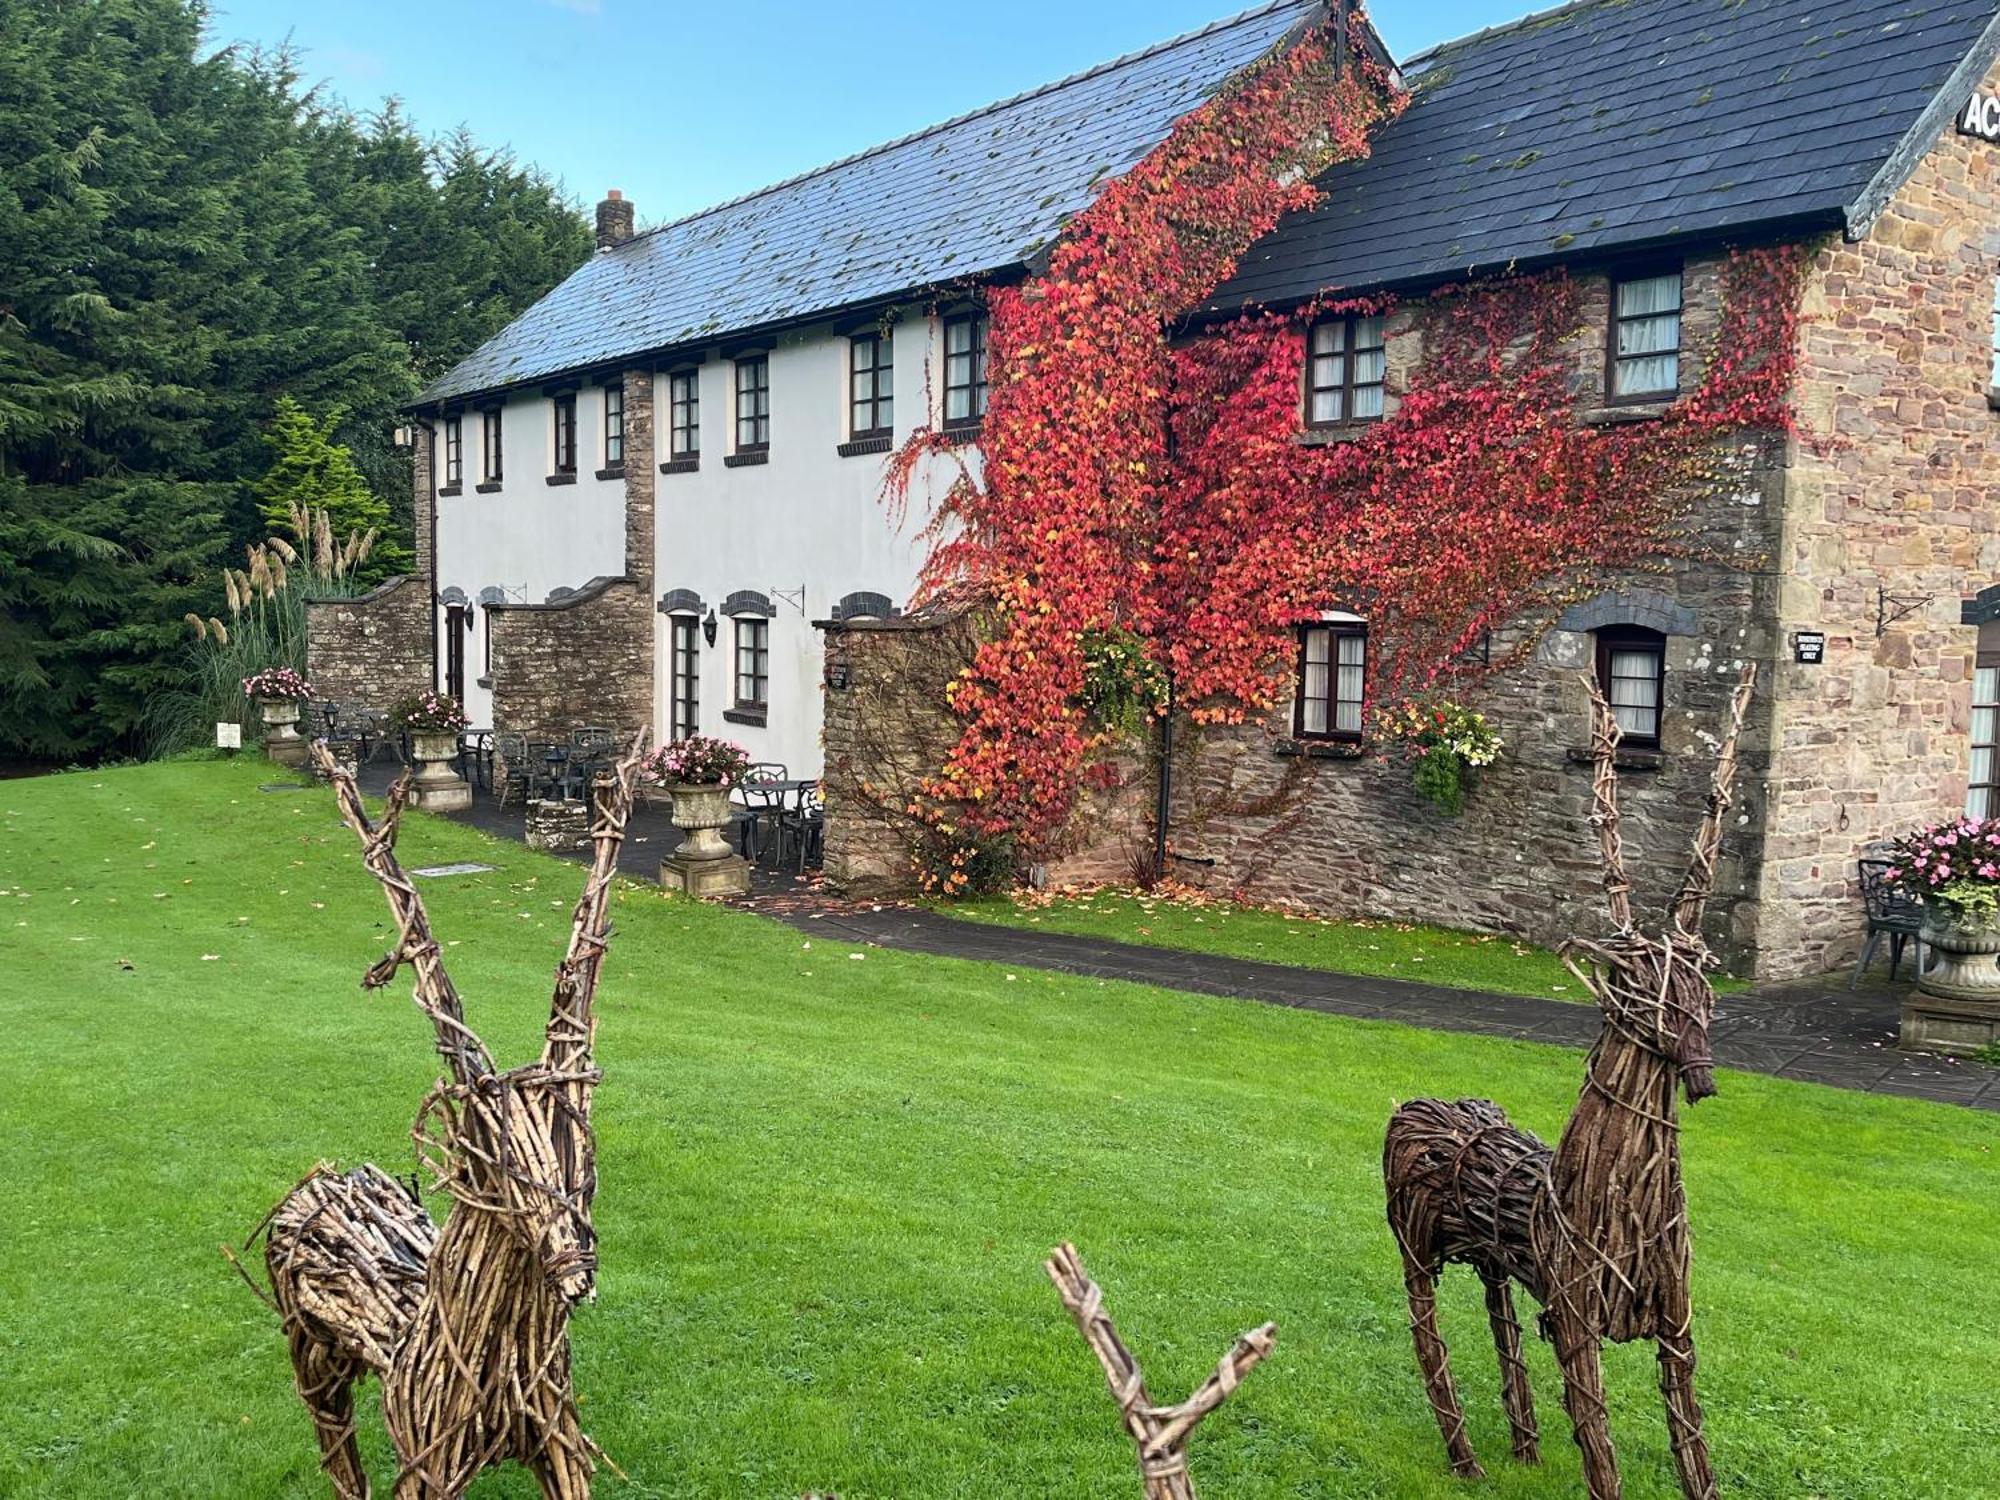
[208, 0, 1523, 225]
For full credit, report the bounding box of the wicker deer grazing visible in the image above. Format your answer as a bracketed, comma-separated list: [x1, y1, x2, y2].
[242, 737, 645, 1499]
[1383, 662, 1756, 1500]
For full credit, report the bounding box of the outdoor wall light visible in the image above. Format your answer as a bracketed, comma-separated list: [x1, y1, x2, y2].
[702, 606, 718, 647]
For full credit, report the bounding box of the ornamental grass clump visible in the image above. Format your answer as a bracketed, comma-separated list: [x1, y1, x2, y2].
[1885, 816, 2000, 916]
[392, 690, 469, 736]
[242, 667, 314, 702]
[1378, 699, 1501, 815]
[645, 734, 749, 787]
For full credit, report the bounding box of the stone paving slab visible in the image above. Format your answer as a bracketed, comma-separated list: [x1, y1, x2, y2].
[769, 904, 2000, 1112]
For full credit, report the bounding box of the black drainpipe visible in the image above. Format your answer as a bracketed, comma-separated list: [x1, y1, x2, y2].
[1152, 672, 1176, 884]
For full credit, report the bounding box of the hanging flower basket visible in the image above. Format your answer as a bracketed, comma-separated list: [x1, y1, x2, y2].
[1377, 699, 1503, 816]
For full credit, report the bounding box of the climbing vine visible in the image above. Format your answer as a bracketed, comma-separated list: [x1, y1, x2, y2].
[885, 10, 1808, 879]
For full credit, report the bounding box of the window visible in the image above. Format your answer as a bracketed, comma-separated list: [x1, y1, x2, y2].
[1596, 626, 1666, 747]
[481, 409, 503, 483]
[1972, 646, 1999, 818]
[849, 331, 894, 438]
[603, 383, 624, 467]
[670, 615, 700, 741]
[669, 370, 700, 460]
[1295, 622, 1366, 740]
[552, 392, 577, 475]
[734, 617, 769, 710]
[943, 313, 988, 427]
[1305, 314, 1386, 425]
[443, 416, 462, 488]
[734, 356, 769, 452]
[1609, 267, 1683, 400]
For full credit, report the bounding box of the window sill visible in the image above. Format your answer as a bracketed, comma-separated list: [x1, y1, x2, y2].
[1581, 401, 1673, 426]
[475, 482, 502, 494]
[545, 472, 577, 487]
[476, 675, 493, 690]
[595, 464, 625, 481]
[724, 451, 769, 468]
[1566, 744, 1664, 771]
[941, 419, 983, 445]
[659, 457, 699, 475]
[437, 485, 462, 498]
[723, 707, 768, 727]
[838, 434, 893, 457]
[1275, 739, 1366, 761]
[1297, 420, 1382, 447]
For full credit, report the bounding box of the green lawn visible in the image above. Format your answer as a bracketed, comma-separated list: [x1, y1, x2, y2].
[943, 887, 1631, 999]
[1, 759, 1994, 1498]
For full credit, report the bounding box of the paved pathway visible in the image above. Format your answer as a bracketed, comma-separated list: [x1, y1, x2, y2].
[763, 901, 2000, 1112]
[369, 763, 1999, 1111]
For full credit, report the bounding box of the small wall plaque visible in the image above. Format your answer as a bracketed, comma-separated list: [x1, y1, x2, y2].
[1793, 630, 1827, 665]
[215, 721, 241, 750]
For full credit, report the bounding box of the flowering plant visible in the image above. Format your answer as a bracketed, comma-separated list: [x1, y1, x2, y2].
[1377, 698, 1502, 815]
[391, 690, 468, 735]
[1885, 817, 2000, 916]
[646, 734, 749, 788]
[242, 667, 314, 701]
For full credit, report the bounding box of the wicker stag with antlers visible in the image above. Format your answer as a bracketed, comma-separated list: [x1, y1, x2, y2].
[242, 736, 646, 1499]
[1383, 663, 1756, 1500]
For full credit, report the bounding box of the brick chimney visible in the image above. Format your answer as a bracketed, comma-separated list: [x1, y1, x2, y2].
[595, 189, 634, 251]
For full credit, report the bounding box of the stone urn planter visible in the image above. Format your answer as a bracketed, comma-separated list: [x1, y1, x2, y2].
[408, 729, 472, 812]
[259, 697, 307, 768]
[659, 780, 749, 897]
[1902, 900, 2000, 1054]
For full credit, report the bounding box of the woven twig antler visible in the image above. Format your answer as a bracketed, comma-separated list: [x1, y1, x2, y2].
[1578, 674, 1635, 934]
[1671, 662, 1758, 942]
[1045, 1242, 1276, 1499]
[312, 743, 496, 1085]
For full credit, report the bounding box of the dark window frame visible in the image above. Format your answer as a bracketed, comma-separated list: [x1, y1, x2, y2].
[1972, 648, 2000, 819]
[602, 382, 624, 467]
[669, 369, 700, 460]
[849, 331, 894, 440]
[733, 616, 770, 710]
[942, 312, 988, 429]
[1606, 262, 1684, 404]
[669, 613, 701, 741]
[1293, 621, 1367, 743]
[1595, 625, 1667, 748]
[552, 392, 577, 475]
[443, 415, 463, 487]
[481, 408, 503, 484]
[1304, 313, 1387, 428]
[734, 355, 770, 454]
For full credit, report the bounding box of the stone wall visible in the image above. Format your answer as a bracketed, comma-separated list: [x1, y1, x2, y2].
[304, 575, 434, 711]
[1757, 71, 2000, 978]
[488, 575, 654, 740]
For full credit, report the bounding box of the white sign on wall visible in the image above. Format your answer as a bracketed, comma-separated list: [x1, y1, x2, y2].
[1958, 91, 2000, 141]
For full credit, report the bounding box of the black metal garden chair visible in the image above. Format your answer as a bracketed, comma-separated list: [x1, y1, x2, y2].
[1852, 856, 1927, 988]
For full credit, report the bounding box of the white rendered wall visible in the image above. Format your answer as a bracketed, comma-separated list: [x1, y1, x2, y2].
[432, 385, 628, 728]
[652, 306, 972, 776]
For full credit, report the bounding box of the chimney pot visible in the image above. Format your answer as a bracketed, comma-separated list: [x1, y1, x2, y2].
[596, 190, 634, 251]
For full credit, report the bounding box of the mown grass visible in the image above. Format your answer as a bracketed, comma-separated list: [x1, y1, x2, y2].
[0, 758, 1993, 1497]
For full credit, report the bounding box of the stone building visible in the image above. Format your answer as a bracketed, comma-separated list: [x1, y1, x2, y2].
[819, 0, 2000, 982]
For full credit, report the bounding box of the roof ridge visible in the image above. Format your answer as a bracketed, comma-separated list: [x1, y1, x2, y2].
[1402, 0, 1618, 70]
[609, 0, 1312, 252]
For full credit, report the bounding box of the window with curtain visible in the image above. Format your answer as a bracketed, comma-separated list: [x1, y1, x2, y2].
[552, 393, 577, 475]
[1295, 622, 1366, 740]
[1305, 314, 1386, 425]
[943, 313, 988, 427]
[849, 332, 894, 438]
[1596, 626, 1666, 746]
[669, 370, 700, 459]
[1971, 648, 1999, 818]
[734, 617, 770, 709]
[734, 356, 769, 452]
[603, 383, 623, 467]
[1609, 266, 1683, 399]
[481, 409, 503, 483]
[670, 615, 700, 741]
[443, 416, 462, 487]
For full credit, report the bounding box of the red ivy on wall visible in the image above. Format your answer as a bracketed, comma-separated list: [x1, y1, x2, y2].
[886, 12, 1806, 874]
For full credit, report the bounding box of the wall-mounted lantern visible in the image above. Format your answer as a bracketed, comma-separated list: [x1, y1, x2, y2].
[702, 606, 719, 647]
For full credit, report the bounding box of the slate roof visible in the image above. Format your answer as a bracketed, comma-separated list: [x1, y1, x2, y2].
[417, 0, 1333, 405]
[1209, 0, 2000, 313]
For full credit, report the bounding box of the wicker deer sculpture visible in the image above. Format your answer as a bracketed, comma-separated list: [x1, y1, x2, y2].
[1383, 662, 1756, 1500]
[242, 737, 646, 1499]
